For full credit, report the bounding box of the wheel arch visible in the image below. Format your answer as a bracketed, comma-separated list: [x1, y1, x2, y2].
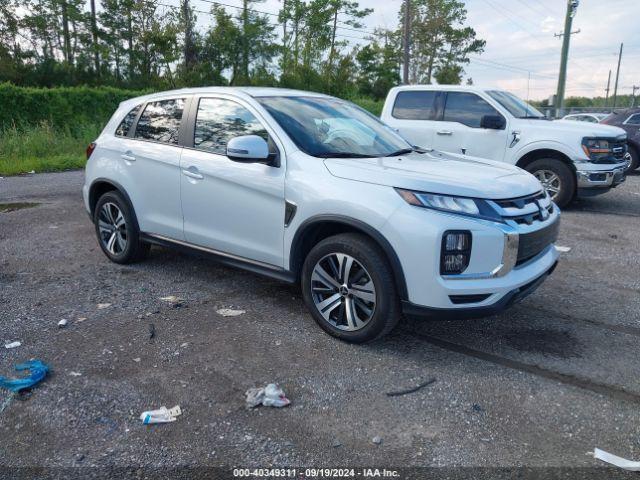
[89, 178, 140, 230]
[290, 215, 408, 300]
[516, 148, 576, 174]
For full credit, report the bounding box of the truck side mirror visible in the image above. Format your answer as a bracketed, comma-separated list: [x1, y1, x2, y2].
[481, 114, 506, 130]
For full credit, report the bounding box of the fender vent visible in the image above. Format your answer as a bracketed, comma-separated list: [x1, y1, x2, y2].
[284, 201, 297, 227]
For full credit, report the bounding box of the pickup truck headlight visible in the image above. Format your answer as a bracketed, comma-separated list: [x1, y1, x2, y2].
[395, 188, 499, 220]
[581, 137, 611, 161]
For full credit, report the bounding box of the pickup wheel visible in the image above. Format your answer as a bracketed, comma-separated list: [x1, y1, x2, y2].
[301, 233, 401, 343]
[526, 159, 575, 208]
[94, 190, 149, 264]
[628, 145, 639, 171]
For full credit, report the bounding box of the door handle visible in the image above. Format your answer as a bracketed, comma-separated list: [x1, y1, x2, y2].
[182, 169, 204, 180]
[437, 130, 453, 136]
[121, 152, 136, 162]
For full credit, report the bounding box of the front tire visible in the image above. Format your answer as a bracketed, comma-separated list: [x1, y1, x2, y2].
[94, 190, 149, 264]
[301, 233, 400, 343]
[628, 145, 639, 171]
[526, 158, 575, 208]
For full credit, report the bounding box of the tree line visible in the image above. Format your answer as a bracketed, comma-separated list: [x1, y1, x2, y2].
[0, 0, 485, 99]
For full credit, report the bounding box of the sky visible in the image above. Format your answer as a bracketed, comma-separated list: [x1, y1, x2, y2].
[187, 0, 640, 100]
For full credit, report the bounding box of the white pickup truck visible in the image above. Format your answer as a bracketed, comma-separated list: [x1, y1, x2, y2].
[381, 85, 630, 207]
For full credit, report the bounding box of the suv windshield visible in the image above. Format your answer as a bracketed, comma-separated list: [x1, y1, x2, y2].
[487, 90, 546, 119]
[257, 96, 412, 158]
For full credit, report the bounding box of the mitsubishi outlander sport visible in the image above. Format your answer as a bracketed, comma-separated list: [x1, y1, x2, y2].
[83, 87, 560, 342]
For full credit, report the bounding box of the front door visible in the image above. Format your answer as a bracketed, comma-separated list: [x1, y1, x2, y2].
[179, 96, 286, 267]
[432, 91, 509, 161]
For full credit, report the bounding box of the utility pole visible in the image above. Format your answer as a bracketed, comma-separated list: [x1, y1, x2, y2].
[604, 69, 611, 108]
[632, 85, 639, 108]
[90, 0, 99, 75]
[402, 0, 411, 84]
[555, 0, 580, 117]
[612, 42, 623, 109]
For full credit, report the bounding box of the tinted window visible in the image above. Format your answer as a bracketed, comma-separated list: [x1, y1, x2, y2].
[392, 91, 438, 120]
[194, 98, 268, 155]
[444, 92, 501, 128]
[135, 99, 185, 144]
[626, 114, 640, 125]
[115, 105, 141, 137]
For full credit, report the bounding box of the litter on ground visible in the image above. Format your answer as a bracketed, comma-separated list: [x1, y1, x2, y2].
[0, 360, 50, 392]
[556, 246, 571, 253]
[97, 303, 112, 309]
[217, 308, 246, 317]
[140, 405, 182, 424]
[69, 371, 82, 377]
[58, 319, 68, 328]
[386, 378, 436, 397]
[593, 448, 640, 471]
[245, 383, 290, 408]
[4, 341, 21, 349]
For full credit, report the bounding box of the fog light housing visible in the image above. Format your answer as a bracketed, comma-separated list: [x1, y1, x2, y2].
[441, 231, 472, 275]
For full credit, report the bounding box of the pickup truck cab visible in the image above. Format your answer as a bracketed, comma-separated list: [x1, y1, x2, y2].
[381, 85, 630, 207]
[84, 87, 559, 343]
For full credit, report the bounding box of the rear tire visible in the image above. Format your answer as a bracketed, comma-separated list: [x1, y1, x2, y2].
[94, 190, 149, 264]
[526, 158, 575, 208]
[301, 233, 401, 343]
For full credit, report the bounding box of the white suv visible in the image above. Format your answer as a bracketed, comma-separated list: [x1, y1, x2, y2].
[83, 87, 560, 342]
[382, 85, 630, 207]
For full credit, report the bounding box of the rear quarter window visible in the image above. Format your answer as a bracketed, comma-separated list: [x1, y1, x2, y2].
[115, 105, 141, 137]
[392, 91, 438, 120]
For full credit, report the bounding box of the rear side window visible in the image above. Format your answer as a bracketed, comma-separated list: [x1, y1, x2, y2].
[135, 99, 185, 144]
[444, 92, 500, 128]
[625, 114, 640, 125]
[115, 105, 141, 137]
[392, 91, 438, 120]
[194, 98, 268, 155]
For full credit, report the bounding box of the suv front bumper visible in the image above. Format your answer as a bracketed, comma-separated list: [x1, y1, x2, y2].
[575, 155, 629, 197]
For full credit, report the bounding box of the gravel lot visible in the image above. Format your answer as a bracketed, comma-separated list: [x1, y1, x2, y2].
[1, 170, 639, 477]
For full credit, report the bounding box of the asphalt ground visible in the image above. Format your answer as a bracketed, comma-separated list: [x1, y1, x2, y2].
[0, 170, 639, 479]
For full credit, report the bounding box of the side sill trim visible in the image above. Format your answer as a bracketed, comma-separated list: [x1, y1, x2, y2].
[141, 233, 297, 284]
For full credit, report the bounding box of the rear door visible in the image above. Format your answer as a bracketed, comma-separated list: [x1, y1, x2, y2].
[383, 90, 442, 149]
[432, 91, 509, 161]
[179, 95, 286, 267]
[116, 97, 186, 239]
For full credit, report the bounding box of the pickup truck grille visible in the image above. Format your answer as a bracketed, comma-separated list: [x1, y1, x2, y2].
[492, 191, 554, 226]
[516, 217, 560, 266]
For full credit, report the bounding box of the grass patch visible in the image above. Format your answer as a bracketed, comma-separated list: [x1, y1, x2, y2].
[0, 122, 100, 176]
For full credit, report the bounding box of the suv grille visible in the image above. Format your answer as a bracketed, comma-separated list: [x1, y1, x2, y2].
[491, 191, 554, 226]
[516, 219, 560, 266]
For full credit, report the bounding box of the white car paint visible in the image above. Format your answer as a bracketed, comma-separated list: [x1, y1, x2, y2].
[84, 87, 559, 316]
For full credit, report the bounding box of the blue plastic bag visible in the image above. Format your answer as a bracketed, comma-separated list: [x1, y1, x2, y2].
[0, 360, 50, 392]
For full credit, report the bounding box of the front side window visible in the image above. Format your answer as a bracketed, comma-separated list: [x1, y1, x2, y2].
[625, 114, 640, 125]
[194, 98, 268, 155]
[392, 91, 438, 120]
[443, 92, 502, 128]
[135, 99, 185, 144]
[115, 105, 141, 137]
[257, 96, 411, 158]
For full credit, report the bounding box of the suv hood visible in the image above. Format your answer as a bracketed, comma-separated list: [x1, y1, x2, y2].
[531, 119, 627, 138]
[323, 151, 542, 200]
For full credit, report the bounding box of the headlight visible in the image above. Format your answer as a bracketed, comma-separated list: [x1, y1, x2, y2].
[581, 137, 611, 161]
[395, 188, 499, 220]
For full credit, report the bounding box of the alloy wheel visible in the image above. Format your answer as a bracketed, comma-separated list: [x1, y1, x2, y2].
[98, 202, 128, 255]
[310, 253, 377, 331]
[533, 169, 561, 200]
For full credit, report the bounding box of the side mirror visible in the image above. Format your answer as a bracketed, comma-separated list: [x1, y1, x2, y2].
[480, 114, 506, 130]
[226, 135, 270, 163]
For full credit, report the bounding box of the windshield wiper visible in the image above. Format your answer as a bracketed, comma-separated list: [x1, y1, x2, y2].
[385, 146, 428, 157]
[317, 152, 372, 158]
